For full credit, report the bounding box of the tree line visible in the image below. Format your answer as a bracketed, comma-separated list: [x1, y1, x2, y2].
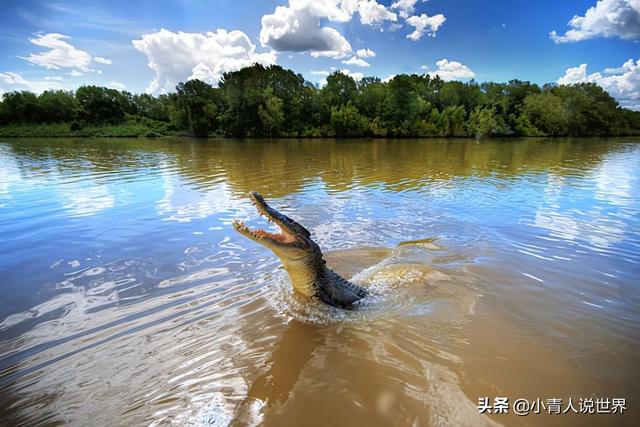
[1, 64, 639, 138]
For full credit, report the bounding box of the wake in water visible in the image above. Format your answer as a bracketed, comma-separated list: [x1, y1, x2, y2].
[233, 240, 498, 427]
[265, 239, 483, 327]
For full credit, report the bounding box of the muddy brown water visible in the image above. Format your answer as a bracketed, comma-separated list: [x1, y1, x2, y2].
[0, 137, 638, 426]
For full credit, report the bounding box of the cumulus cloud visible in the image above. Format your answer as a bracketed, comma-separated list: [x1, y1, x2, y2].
[557, 59, 640, 110]
[391, 0, 420, 18]
[107, 81, 126, 90]
[556, 64, 589, 85]
[0, 71, 65, 93]
[93, 56, 112, 65]
[356, 48, 376, 57]
[406, 13, 446, 40]
[382, 73, 396, 83]
[260, 1, 396, 57]
[550, 0, 640, 43]
[355, 0, 398, 25]
[428, 59, 475, 81]
[310, 70, 330, 76]
[340, 68, 365, 81]
[260, 4, 352, 58]
[343, 56, 371, 67]
[132, 28, 277, 93]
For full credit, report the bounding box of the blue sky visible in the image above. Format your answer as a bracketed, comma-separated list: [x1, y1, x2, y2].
[0, 0, 638, 108]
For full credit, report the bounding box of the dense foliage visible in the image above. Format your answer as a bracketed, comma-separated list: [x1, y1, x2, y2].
[1, 64, 639, 138]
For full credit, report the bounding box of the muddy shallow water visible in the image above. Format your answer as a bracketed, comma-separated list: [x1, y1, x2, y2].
[0, 137, 638, 426]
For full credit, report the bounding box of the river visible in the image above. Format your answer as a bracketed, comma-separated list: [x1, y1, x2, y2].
[0, 137, 638, 426]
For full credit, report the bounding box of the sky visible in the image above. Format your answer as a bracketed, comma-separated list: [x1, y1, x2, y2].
[0, 0, 638, 109]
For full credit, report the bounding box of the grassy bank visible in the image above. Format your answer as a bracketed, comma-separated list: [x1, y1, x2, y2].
[2, 123, 639, 139]
[0, 118, 183, 138]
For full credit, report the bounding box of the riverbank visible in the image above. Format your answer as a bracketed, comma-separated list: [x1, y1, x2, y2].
[0, 119, 184, 138]
[2, 123, 639, 139]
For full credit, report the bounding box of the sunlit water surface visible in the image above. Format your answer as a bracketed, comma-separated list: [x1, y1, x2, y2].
[0, 138, 638, 426]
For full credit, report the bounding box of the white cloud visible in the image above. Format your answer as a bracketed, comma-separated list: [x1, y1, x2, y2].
[428, 59, 475, 81]
[550, 0, 640, 43]
[556, 59, 640, 110]
[391, 0, 420, 18]
[336, 0, 398, 25]
[340, 68, 364, 81]
[356, 48, 376, 57]
[260, 4, 352, 58]
[310, 70, 330, 75]
[556, 63, 589, 85]
[69, 70, 83, 77]
[382, 73, 396, 83]
[44, 76, 64, 81]
[18, 33, 112, 74]
[420, 64, 429, 70]
[0, 71, 65, 93]
[132, 28, 277, 93]
[20, 33, 93, 71]
[406, 13, 446, 40]
[355, 0, 398, 25]
[343, 56, 371, 67]
[107, 81, 126, 90]
[259, 1, 396, 58]
[93, 56, 112, 65]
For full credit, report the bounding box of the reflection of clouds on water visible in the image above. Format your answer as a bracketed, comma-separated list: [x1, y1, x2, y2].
[533, 160, 636, 249]
[1, 145, 117, 216]
[0, 147, 23, 206]
[534, 174, 580, 242]
[58, 180, 115, 217]
[594, 152, 636, 209]
[156, 169, 246, 223]
[534, 203, 626, 249]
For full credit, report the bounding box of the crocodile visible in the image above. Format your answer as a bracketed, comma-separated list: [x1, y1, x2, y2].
[232, 192, 368, 308]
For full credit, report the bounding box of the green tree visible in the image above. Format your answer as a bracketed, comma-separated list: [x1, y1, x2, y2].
[219, 64, 307, 136]
[523, 93, 568, 136]
[175, 79, 218, 137]
[0, 91, 41, 123]
[321, 72, 358, 108]
[384, 74, 430, 136]
[258, 89, 285, 136]
[441, 105, 467, 137]
[467, 106, 498, 139]
[330, 103, 368, 137]
[76, 86, 129, 123]
[38, 90, 78, 123]
[551, 83, 619, 136]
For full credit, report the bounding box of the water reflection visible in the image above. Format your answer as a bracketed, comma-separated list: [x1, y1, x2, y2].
[0, 137, 639, 426]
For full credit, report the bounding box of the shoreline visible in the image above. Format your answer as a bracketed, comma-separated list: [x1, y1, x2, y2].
[1, 125, 639, 140]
